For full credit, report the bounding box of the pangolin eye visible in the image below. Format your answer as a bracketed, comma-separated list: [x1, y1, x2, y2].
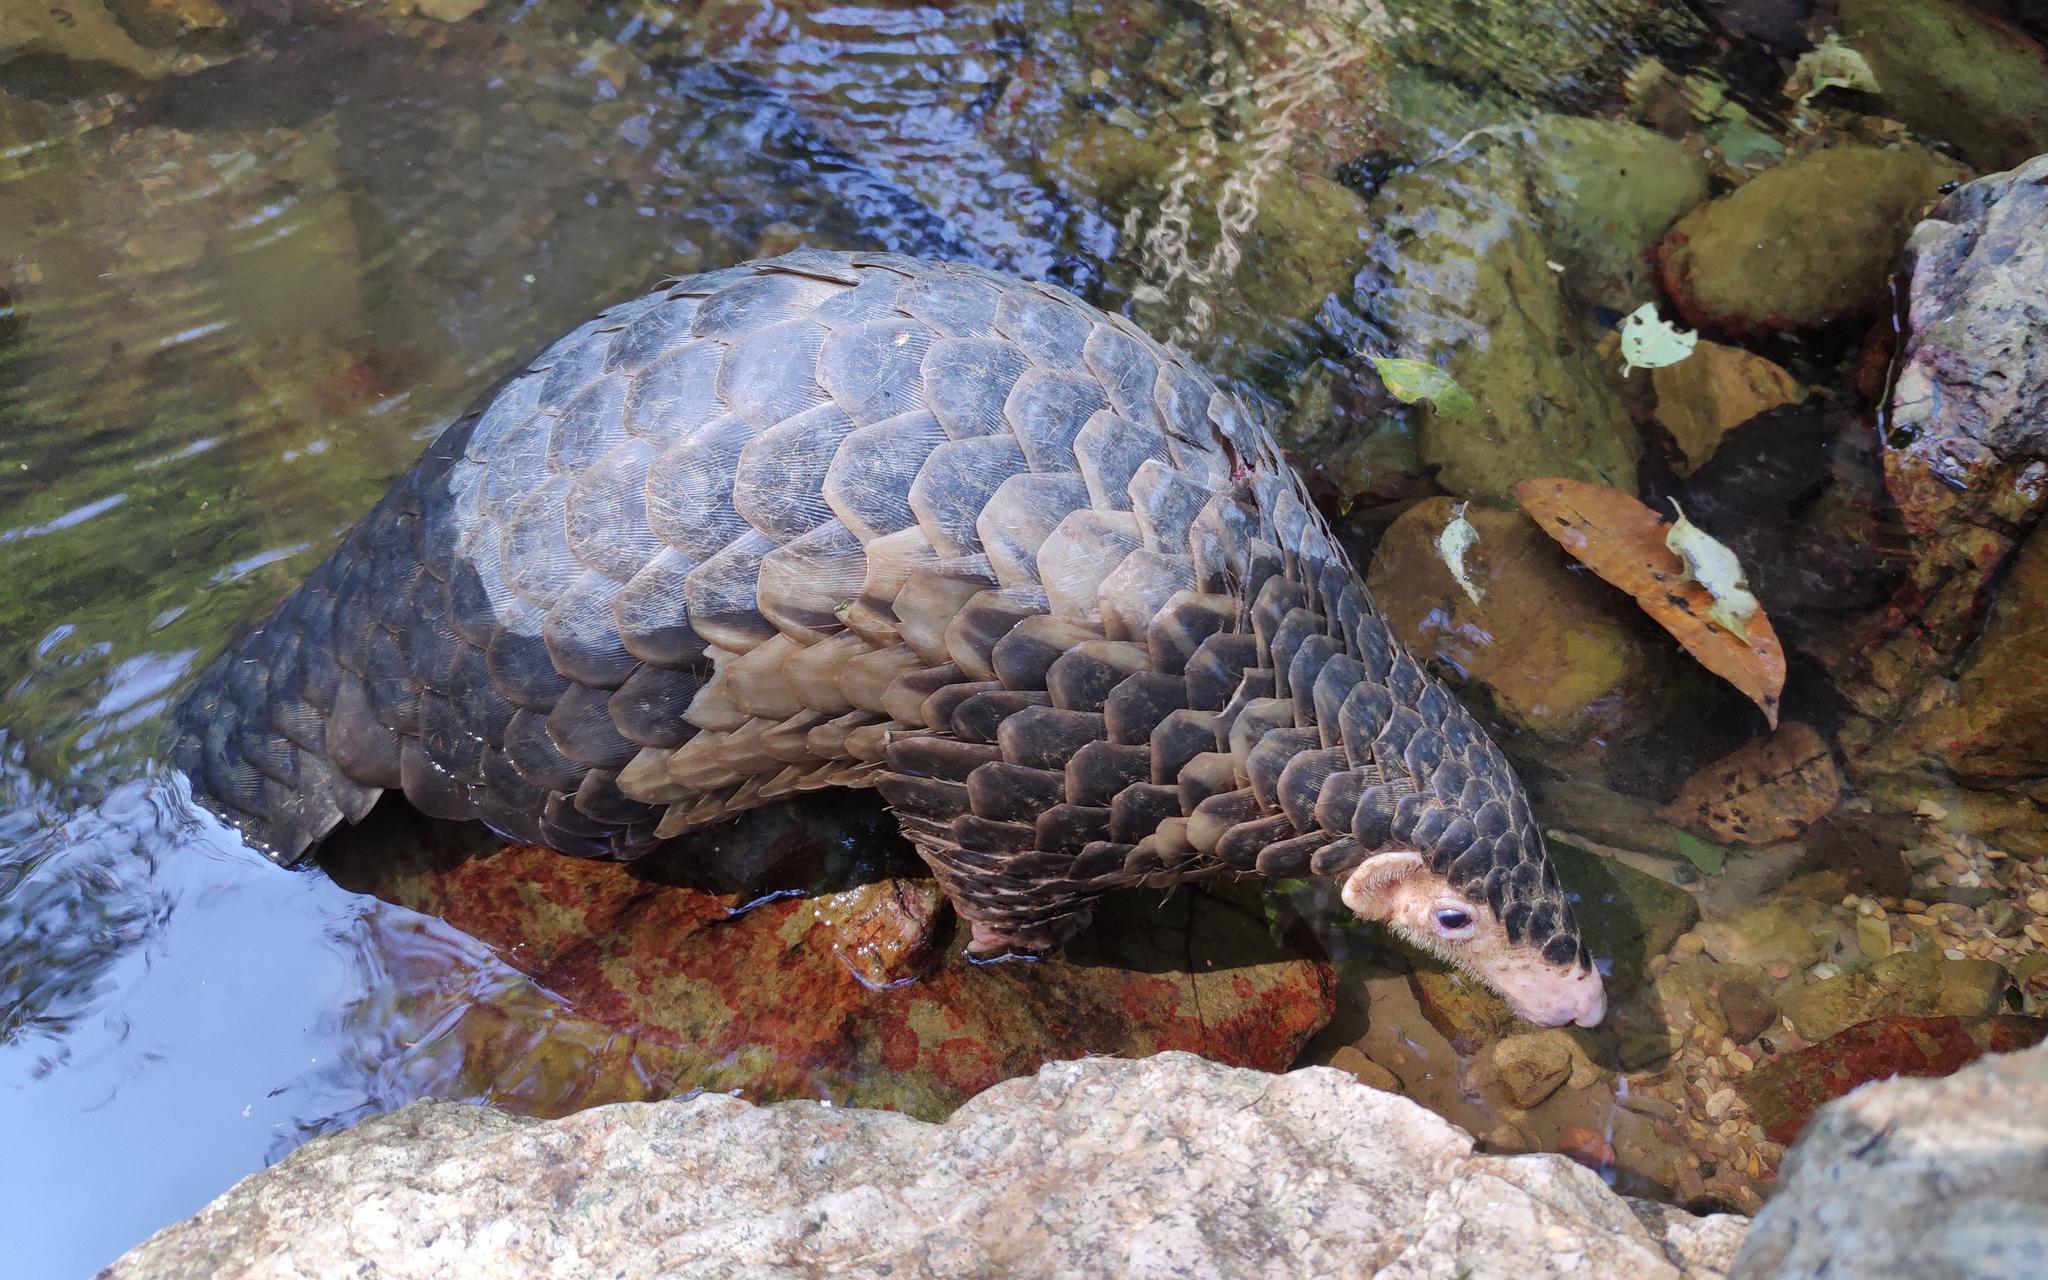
[1435, 907, 1472, 931]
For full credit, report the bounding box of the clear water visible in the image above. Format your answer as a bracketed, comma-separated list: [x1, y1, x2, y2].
[4, 0, 2042, 1274]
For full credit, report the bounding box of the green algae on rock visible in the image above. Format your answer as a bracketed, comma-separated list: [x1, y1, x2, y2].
[1360, 133, 1640, 500]
[1838, 0, 2048, 173]
[1695, 899, 1824, 971]
[1350, 114, 1704, 502]
[1657, 144, 1969, 337]
[1044, 123, 1374, 366]
[1776, 950, 2010, 1044]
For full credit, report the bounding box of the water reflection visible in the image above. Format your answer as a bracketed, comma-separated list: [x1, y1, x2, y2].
[0, 750, 622, 1276]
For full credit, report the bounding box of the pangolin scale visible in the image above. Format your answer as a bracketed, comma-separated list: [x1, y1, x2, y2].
[169, 250, 1606, 1027]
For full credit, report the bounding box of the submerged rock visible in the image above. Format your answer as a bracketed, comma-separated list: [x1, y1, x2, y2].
[1047, 124, 1375, 366]
[1342, 115, 1698, 505]
[1360, 120, 1686, 500]
[1657, 144, 1967, 337]
[323, 801, 1334, 1119]
[1776, 950, 2010, 1044]
[1483, 1029, 1591, 1108]
[1884, 527, 2048, 793]
[0, 0, 169, 80]
[105, 1053, 1750, 1280]
[1650, 341, 1805, 475]
[1366, 498, 1671, 743]
[1382, 0, 1706, 104]
[1695, 900, 1824, 971]
[1612, 959, 1777, 1070]
[1733, 1033, 2048, 1278]
[1733, 1014, 2048, 1146]
[1838, 0, 2048, 173]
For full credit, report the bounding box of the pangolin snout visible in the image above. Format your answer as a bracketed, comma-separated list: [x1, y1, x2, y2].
[1501, 962, 1607, 1029]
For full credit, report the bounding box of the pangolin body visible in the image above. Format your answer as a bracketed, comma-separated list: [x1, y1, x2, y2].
[170, 250, 1606, 1027]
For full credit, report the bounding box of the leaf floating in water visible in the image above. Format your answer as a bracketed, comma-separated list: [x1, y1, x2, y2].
[1786, 34, 1880, 106]
[1618, 304, 1698, 376]
[1671, 829, 1729, 876]
[1371, 356, 1476, 420]
[1436, 502, 1484, 605]
[1660, 722, 1843, 847]
[1665, 500, 1760, 637]
[1514, 477, 1786, 727]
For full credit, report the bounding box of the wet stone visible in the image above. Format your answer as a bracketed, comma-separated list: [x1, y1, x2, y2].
[1695, 900, 1823, 970]
[1715, 979, 1778, 1044]
[322, 798, 1336, 1119]
[1650, 341, 1805, 477]
[1735, 1014, 2048, 1144]
[1839, 0, 2048, 172]
[1776, 951, 2010, 1044]
[1657, 144, 1969, 338]
[1487, 1030, 1577, 1108]
[1649, 961, 1772, 1041]
[1327, 1045, 1401, 1092]
[1366, 498, 1672, 745]
[1358, 121, 1652, 501]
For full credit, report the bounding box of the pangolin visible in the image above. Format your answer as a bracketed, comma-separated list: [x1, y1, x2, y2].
[169, 250, 1607, 1028]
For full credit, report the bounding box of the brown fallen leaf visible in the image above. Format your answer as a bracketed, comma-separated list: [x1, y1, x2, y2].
[1516, 477, 1785, 725]
[1660, 722, 1842, 844]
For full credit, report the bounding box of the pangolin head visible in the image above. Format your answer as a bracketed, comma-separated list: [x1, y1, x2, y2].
[1321, 686, 1605, 1028]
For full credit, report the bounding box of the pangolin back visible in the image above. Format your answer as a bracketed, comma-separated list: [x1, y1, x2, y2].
[170, 250, 1588, 979]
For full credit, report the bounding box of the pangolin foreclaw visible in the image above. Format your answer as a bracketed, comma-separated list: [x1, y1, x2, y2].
[169, 250, 1606, 1028]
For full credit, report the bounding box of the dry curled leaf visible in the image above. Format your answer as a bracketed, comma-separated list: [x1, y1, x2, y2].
[1659, 722, 1842, 845]
[1515, 477, 1785, 725]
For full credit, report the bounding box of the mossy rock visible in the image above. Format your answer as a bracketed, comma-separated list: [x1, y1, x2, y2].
[1360, 128, 1645, 500]
[1657, 144, 1969, 338]
[1841, 0, 2048, 173]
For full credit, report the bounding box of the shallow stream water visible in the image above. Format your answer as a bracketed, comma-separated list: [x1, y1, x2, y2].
[7, 0, 2048, 1274]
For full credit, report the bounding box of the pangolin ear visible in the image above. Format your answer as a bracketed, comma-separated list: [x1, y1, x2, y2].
[1339, 850, 1426, 921]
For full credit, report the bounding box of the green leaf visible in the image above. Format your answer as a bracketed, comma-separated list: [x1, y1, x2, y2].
[1787, 34, 1880, 106]
[1672, 829, 1729, 876]
[1619, 303, 1698, 375]
[1435, 501, 1485, 605]
[1371, 356, 1477, 420]
[1707, 116, 1785, 169]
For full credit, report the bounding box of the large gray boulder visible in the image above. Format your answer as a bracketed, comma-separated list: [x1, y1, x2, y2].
[1731, 1038, 2048, 1280]
[104, 1052, 1745, 1279]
